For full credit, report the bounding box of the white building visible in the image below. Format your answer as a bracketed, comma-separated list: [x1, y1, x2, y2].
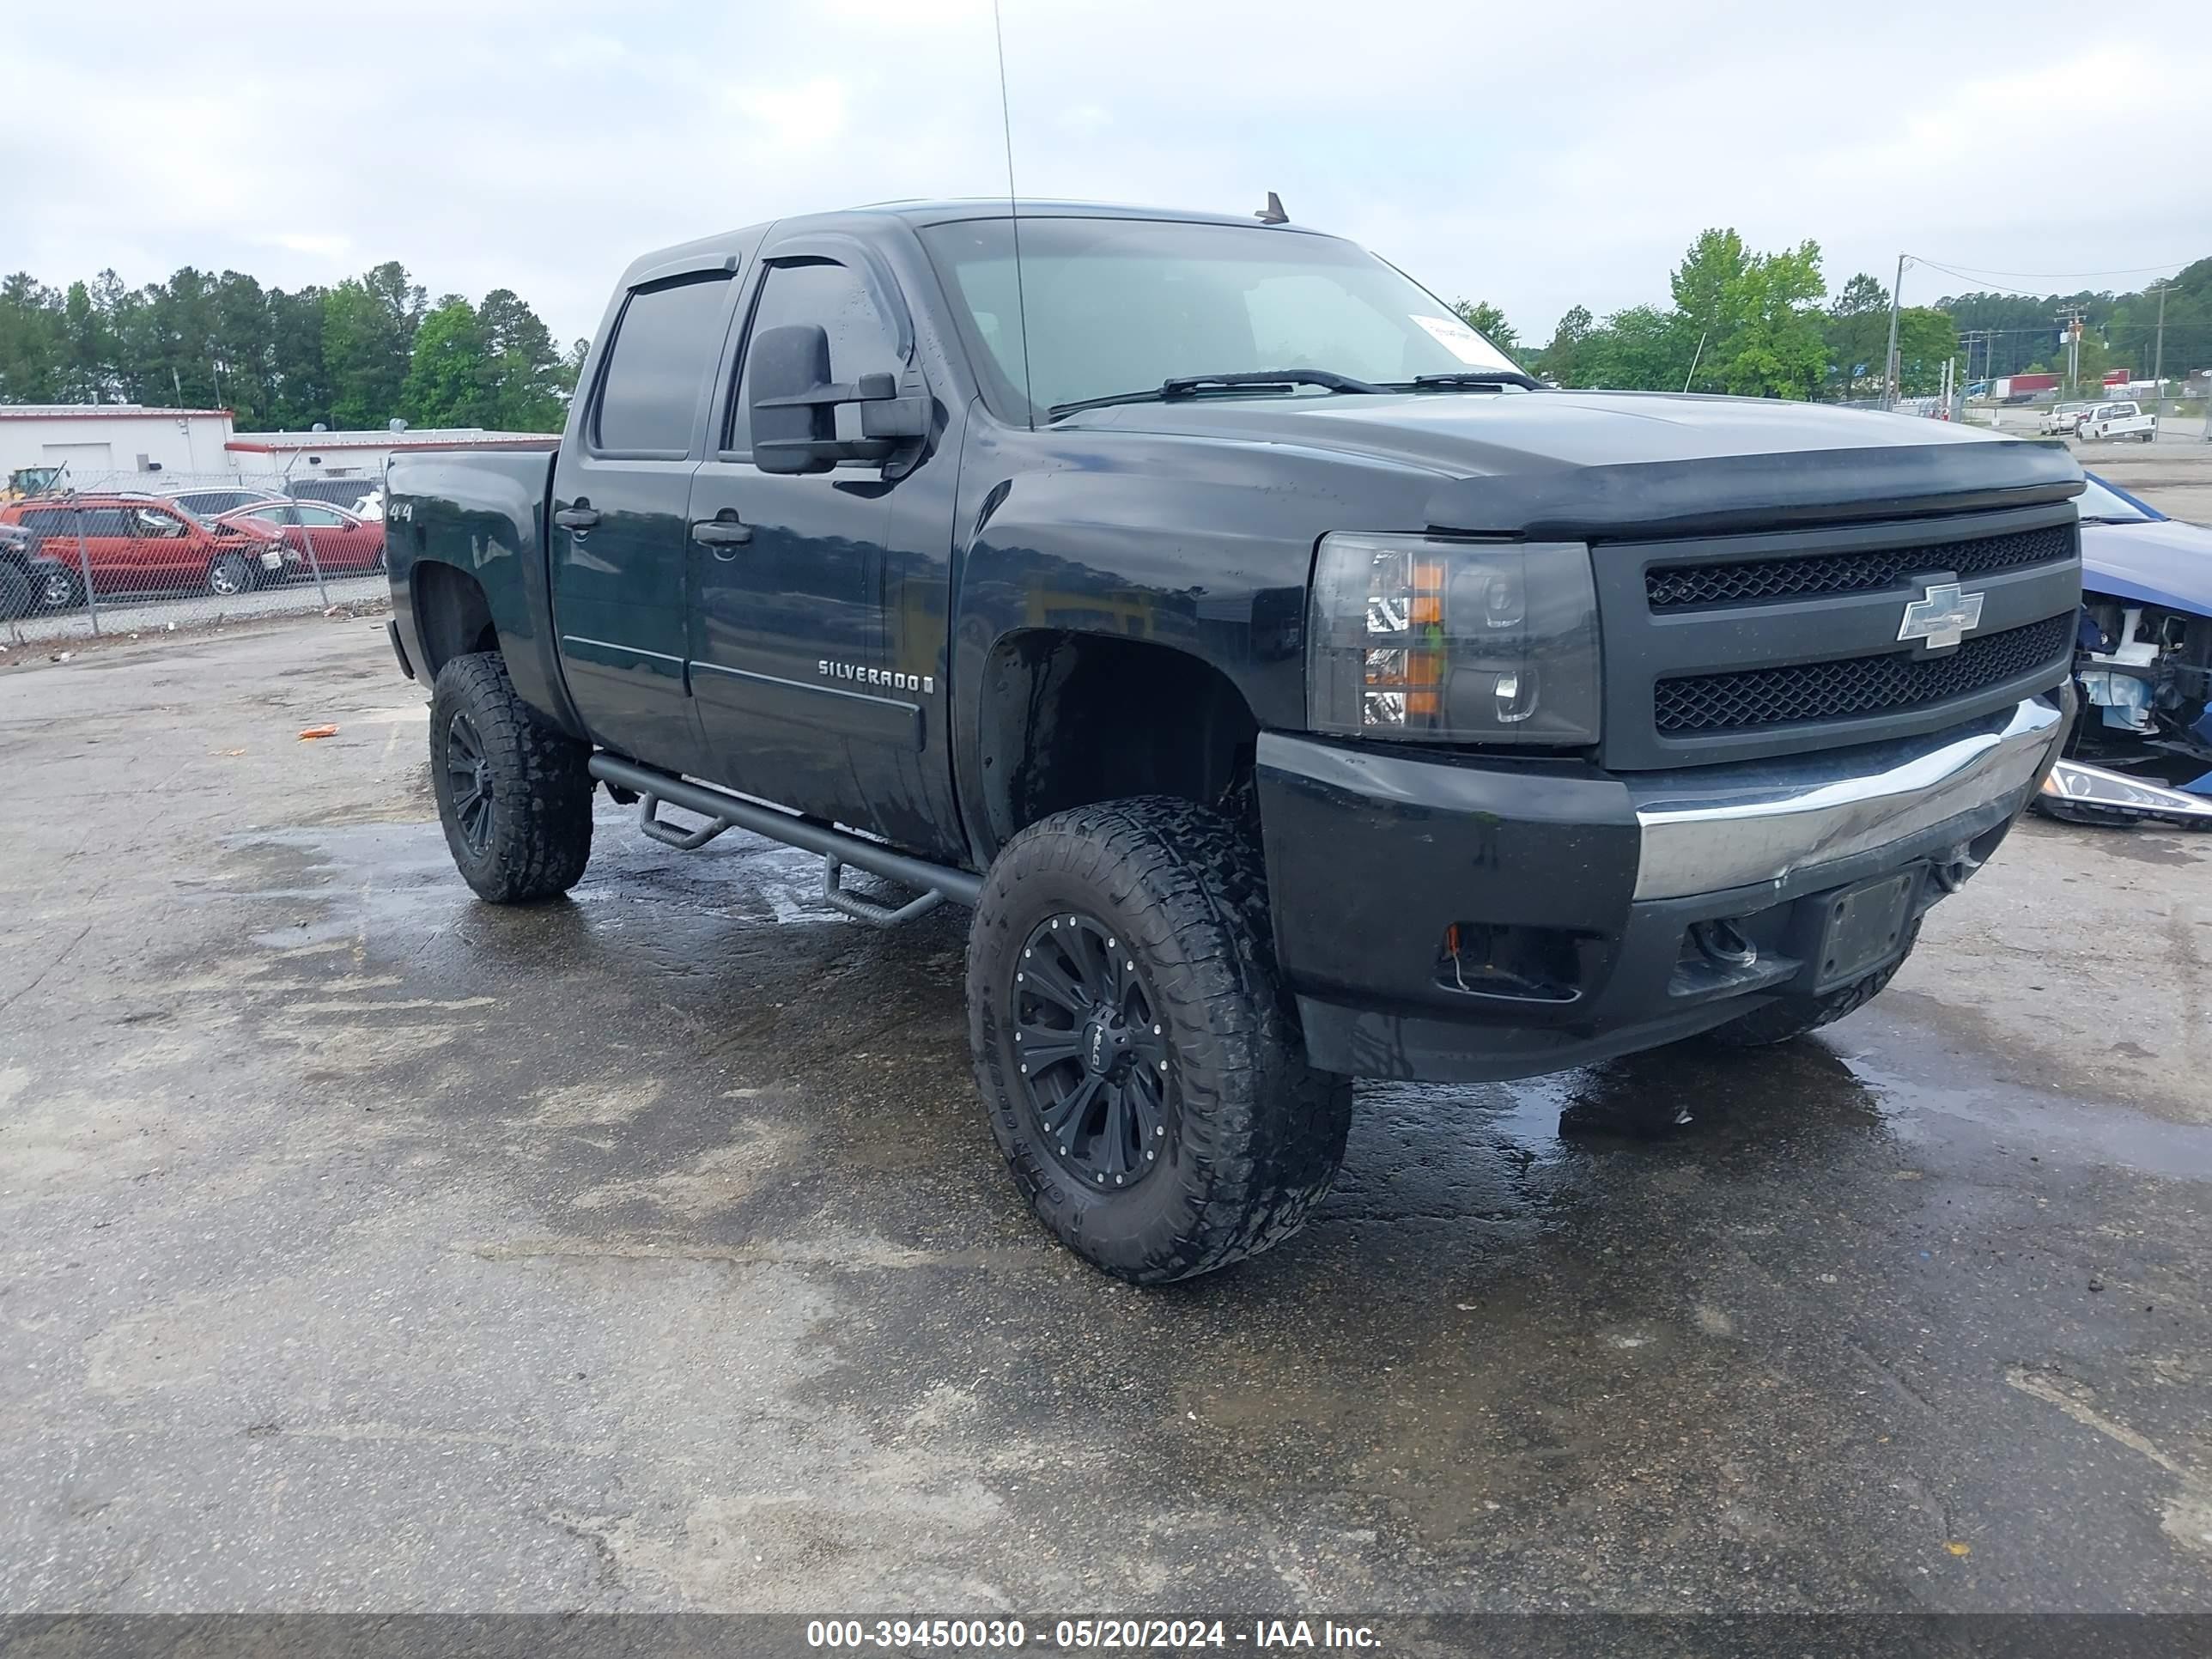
[0, 404, 560, 493]
[0, 404, 238, 485]
[224, 427, 558, 484]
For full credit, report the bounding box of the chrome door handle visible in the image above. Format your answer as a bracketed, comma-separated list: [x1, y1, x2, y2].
[692, 520, 753, 553]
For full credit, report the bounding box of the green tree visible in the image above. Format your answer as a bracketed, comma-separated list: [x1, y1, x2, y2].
[0, 257, 580, 433]
[363, 261, 427, 347]
[210, 271, 276, 424]
[477, 289, 569, 429]
[1579, 304, 1696, 390]
[1716, 240, 1828, 398]
[322, 275, 410, 428]
[0, 273, 66, 403]
[1670, 228, 1751, 392]
[1826, 272, 1889, 398]
[1896, 307, 1960, 398]
[57, 280, 117, 403]
[1532, 304, 1593, 386]
[1449, 299, 1520, 360]
[401, 295, 493, 428]
[265, 285, 331, 428]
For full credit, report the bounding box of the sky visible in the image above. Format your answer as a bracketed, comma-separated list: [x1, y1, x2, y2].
[3, 0, 2209, 352]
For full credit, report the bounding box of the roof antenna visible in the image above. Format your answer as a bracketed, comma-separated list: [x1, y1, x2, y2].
[1255, 191, 1288, 225]
[991, 0, 1036, 430]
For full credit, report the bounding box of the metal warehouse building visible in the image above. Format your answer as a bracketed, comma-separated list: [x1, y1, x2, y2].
[0, 405, 237, 483]
[224, 428, 558, 484]
[1, 405, 557, 492]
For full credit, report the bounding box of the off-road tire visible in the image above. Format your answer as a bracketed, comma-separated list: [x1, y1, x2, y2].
[428, 651, 593, 903]
[1700, 919, 1922, 1048]
[0, 563, 31, 622]
[967, 796, 1352, 1285]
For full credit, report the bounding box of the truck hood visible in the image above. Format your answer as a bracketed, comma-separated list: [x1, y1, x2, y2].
[1072, 390, 2083, 538]
[2081, 515, 2212, 616]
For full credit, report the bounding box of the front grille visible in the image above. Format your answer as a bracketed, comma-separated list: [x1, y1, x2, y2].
[1654, 613, 2072, 734]
[1646, 523, 2074, 611]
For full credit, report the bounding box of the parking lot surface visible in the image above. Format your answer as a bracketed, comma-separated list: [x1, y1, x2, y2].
[2, 620, 2209, 1613]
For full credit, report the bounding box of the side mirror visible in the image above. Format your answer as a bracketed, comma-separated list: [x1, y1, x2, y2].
[750, 325, 836, 476]
[749, 324, 930, 475]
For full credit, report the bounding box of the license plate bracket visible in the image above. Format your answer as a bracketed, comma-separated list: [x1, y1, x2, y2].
[1808, 870, 1919, 994]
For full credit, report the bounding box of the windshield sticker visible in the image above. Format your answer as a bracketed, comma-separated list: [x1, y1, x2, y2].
[1411, 313, 1510, 368]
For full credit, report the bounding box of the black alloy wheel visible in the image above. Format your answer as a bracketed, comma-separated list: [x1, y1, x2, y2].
[1011, 911, 1171, 1192]
[443, 709, 496, 857]
[966, 797, 1355, 1283]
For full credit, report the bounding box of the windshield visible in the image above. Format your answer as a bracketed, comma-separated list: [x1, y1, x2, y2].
[2077, 477, 2159, 523]
[918, 216, 1518, 420]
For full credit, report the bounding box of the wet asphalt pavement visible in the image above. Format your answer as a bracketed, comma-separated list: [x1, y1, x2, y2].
[2, 618, 2209, 1615]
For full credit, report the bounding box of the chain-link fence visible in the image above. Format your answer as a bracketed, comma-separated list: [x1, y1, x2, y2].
[0, 466, 389, 648]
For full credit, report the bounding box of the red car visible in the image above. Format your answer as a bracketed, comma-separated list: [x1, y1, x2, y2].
[216, 501, 386, 575]
[0, 495, 294, 599]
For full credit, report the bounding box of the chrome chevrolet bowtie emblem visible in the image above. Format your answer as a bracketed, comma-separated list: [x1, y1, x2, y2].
[1898, 581, 1984, 651]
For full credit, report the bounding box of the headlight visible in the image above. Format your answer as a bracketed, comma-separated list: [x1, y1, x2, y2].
[1307, 532, 1601, 745]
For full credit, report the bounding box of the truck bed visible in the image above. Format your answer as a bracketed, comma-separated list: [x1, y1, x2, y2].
[385, 447, 576, 735]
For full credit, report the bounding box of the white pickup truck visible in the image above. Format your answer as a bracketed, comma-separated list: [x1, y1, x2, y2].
[2078, 401, 2156, 443]
[2040, 402, 2094, 435]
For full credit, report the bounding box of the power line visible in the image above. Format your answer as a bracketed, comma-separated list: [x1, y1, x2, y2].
[1913, 256, 2194, 281]
[1911, 258, 2144, 299]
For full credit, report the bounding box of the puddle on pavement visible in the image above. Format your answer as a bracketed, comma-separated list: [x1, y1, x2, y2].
[1834, 1027, 2212, 1181]
[185, 801, 2212, 1238]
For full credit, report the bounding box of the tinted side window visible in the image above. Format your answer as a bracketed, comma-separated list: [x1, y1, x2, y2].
[592, 274, 732, 454]
[21, 509, 69, 533]
[728, 260, 901, 453]
[86, 509, 132, 537]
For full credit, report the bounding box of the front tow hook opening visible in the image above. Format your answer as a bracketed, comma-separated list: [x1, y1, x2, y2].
[1690, 918, 1759, 969]
[1931, 848, 1984, 894]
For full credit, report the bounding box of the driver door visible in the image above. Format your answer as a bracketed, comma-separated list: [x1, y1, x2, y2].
[685, 255, 914, 836]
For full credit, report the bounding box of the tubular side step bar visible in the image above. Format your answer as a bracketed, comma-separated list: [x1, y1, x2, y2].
[588, 754, 983, 912]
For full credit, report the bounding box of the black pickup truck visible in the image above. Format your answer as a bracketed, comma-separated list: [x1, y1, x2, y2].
[385, 200, 2081, 1284]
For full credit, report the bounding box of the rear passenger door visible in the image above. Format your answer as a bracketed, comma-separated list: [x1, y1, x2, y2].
[550, 264, 742, 772]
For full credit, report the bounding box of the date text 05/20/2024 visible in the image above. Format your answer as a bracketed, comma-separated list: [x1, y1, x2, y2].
[805, 1618, 1382, 1650]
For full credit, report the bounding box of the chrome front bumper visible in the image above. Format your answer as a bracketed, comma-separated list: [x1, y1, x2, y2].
[1629, 696, 2067, 901]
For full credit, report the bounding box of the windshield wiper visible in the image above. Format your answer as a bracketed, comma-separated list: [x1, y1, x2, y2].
[1048, 368, 1386, 422]
[1396, 369, 1546, 392]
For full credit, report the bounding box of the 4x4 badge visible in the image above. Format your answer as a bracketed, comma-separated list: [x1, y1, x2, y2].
[1898, 581, 1984, 651]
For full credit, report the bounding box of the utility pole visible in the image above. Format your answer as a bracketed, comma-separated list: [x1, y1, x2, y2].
[2055, 306, 2087, 399]
[1882, 252, 1908, 410]
[1960, 329, 1994, 391]
[2149, 282, 2170, 388]
[2146, 280, 2171, 442]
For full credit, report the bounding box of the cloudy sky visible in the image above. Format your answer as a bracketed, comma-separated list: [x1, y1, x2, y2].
[4, 0, 2207, 349]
